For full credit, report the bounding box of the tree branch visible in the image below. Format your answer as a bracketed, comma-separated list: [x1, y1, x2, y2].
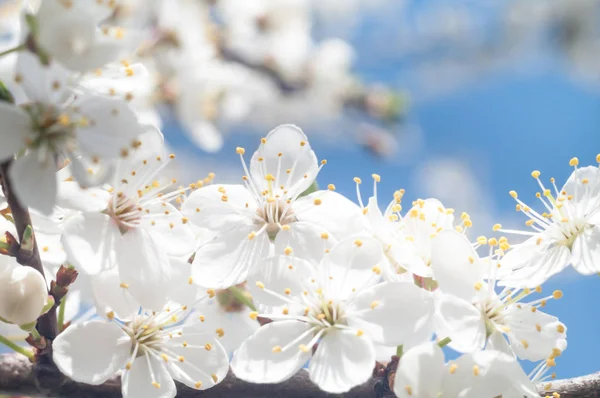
[0, 353, 598, 398]
[0, 161, 59, 363]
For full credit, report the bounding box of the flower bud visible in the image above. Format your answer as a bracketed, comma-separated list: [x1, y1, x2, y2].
[0, 259, 47, 326]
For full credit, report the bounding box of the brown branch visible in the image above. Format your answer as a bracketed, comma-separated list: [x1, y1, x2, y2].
[0, 161, 59, 363]
[0, 353, 598, 398]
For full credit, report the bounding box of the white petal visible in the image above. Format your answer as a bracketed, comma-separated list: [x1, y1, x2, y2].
[62, 212, 119, 275]
[273, 221, 334, 265]
[505, 303, 566, 361]
[347, 282, 434, 346]
[165, 258, 200, 309]
[117, 228, 171, 311]
[434, 292, 486, 353]
[166, 329, 229, 389]
[250, 124, 318, 198]
[183, 120, 224, 153]
[53, 320, 130, 385]
[15, 52, 72, 104]
[191, 225, 270, 289]
[442, 350, 536, 398]
[561, 166, 600, 215]
[91, 268, 140, 320]
[571, 225, 600, 275]
[181, 184, 257, 233]
[499, 239, 570, 288]
[320, 236, 385, 300]
[141, 203, 195, 257]
[37, 232, 67, 267]
[8, 153, 57, 215]
[393, 343, 444, 398]
[0, 102, 29, 160]
[430, 230, 483, 301]
[75, 95, 144, 157]
[308, 328, 375, 394]
[294, 190, 367, 241]
[231, 320, 312, 384]
[247, 255, 315, 308]
[122, 355, 176, 398]
[0, 264, 47, 325]
[57, 181, 110, 213]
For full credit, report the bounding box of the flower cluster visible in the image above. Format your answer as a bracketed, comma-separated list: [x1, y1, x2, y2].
[0, 2, 598, 398]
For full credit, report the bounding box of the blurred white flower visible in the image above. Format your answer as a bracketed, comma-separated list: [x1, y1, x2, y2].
[0, 256, 47, 326]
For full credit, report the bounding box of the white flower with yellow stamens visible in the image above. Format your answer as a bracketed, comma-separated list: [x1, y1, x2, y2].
[29, 0, 136, 73]
[0, 53, 146, 214]
[352, 175, 457, 278]
[52, 306, 229, 398]
[231, 237, 434, 394]
[393, 342, 539, 398]
[181, 124, 365, 289]
[61, 127, 195, 311]
[431, 230, 566, 361]
[496, 157, 600, 287]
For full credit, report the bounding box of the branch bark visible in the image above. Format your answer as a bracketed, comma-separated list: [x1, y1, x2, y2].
[0, 161, 59, 363]
[0, 353, 598, 398]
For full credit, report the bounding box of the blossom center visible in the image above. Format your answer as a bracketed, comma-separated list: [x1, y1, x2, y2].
[256, 198, 296, 239]
[22, 103, 77, 156]
[107, 192, 143, 232]
[124, 316, 167, 357]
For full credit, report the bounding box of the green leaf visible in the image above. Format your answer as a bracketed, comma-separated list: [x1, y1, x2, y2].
[0, 81, 15, 104]
[20, 225, 34, 253]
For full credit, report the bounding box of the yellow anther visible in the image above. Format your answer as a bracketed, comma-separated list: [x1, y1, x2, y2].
[556, 324, 565, 333]
[125, 362, 132, 370]
[284, 288, 291, 295]
[493, 223, 502, 231]
[353, 177, 362, 184]
[152, 382, 161, 389]
[597, 154, 600, 163]
[204, 343, 212, 351]
[300, 141, 306, 147]
[248, 232, 256, 240]
[265, 174, 275, 181]
[255, 281, 265, 290]
[525, 219, 535, 227]
[356, 329, 364, 337]
[321, 232, 329, 239]
[188, 276, 193, 284]
[314, 198, 322, 206]
[372, 266, 381, 275]
[449, 364, 458, 374]
[535, 286, 542, 293]
[569, 157, 579, 167]
[207, 289, 216, 298]
[106, 311, 115, 320]
[463, 219, 472, 227]
[509, 190, 518, 198]
[249, 312, 258, 320]
[551, 347, 562, 358]
[476, 236, 487, 245]
[553, 290, 563, 299]
[372, 174, 381, 182]
[543, 189, 551, 197]
[58, 113, 71, 126]
[299, 344, 310, 353]
[272, 345, 282, 353]
[261, 137, 267, 144]
[284, 247, 293, 255]
[546, 358, 556, 367]
[536, 323, 542, 332]
[354, 239, 363, 247]
[321, 159, 327, 165]
[161, 354, 169, 362]
[488, 238, 498, 246]
[405, 386, 412, 395]
[362, 208, 369, 215]
[211, 374, 218, 383]
[472, 365, 480, 376]
[521, 339, 529, 349]
[370, 300, 379, 309]
[317, 313, 326, 320]
[327, 184, 335, 191]
[194, 381, 202, 389]
[474, 282, 483, 291]
[235, 146, 246, 154]
[531, 170, 541, 179]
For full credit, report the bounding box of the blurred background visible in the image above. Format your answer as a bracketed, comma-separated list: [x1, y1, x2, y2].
[1, 0, 600, 385]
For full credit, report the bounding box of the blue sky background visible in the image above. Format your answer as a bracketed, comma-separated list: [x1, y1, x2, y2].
[164, 5, 600, 381]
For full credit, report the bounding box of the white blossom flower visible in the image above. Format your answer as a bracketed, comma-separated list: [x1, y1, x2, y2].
[181, 124, 365, 289]
[496, 160, 600, 286]
[430, 230, 566, 361]
[53, 307, 229, 398]
[0, 256, 47, 326]
[231, 237, 434, 394]
[30, 0, 136, 72]
[0, 53, 146, 214]
[393, 342, 539, 398]
[61, 127, 195, 310]
[352, 175, 456, 278]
